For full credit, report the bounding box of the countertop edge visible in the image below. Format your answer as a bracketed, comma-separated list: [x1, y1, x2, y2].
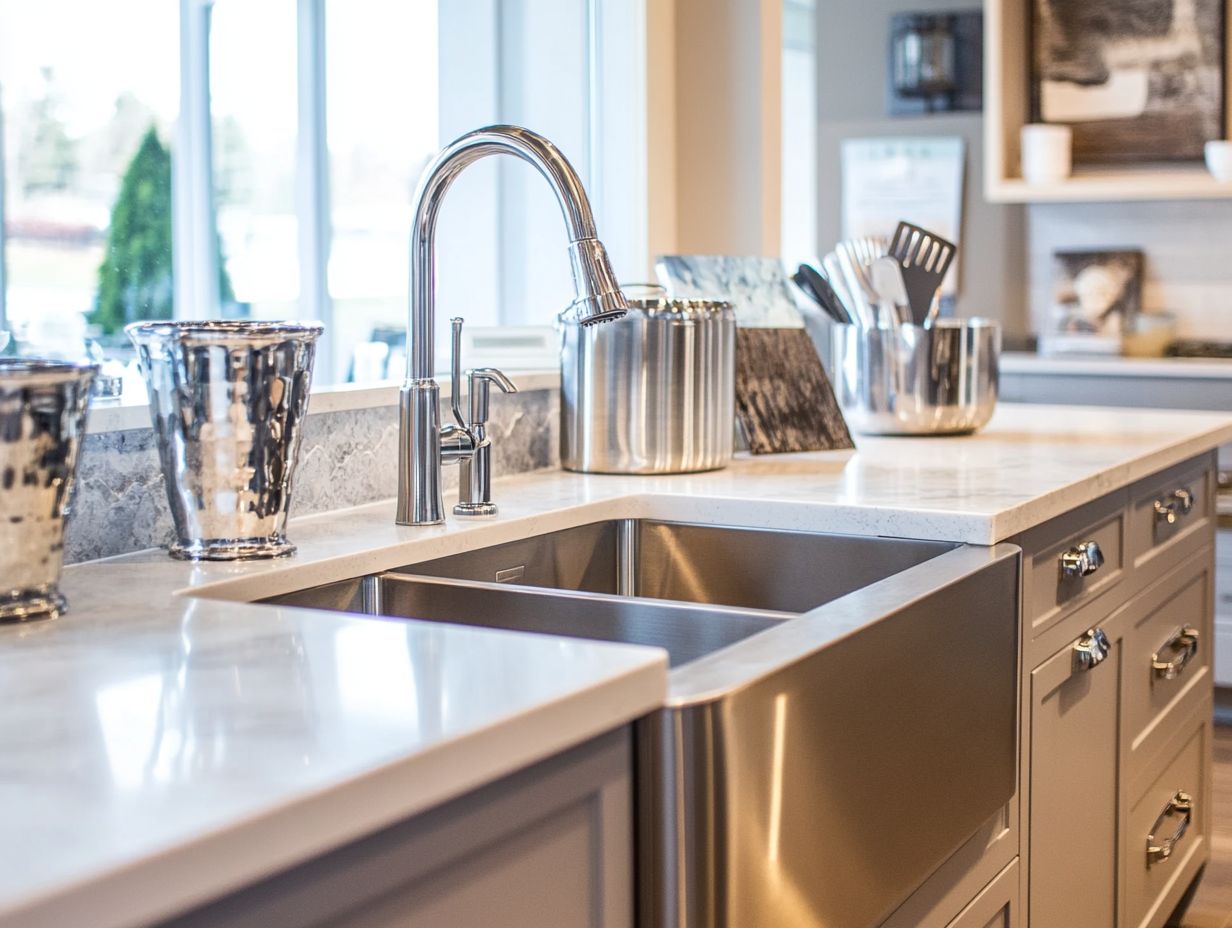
[986, 419, 1232, 541]
[2, 655, 666, 928]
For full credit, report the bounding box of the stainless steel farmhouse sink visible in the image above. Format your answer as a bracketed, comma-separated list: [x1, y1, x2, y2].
[257, 519, 1021, 928]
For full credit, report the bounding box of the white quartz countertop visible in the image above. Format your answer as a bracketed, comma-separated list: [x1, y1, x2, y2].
[5, 402, 1232, 928]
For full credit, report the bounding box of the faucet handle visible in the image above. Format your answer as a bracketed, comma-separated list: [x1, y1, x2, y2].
[467, 368, 518, 427]
[449, 317, 467, 429]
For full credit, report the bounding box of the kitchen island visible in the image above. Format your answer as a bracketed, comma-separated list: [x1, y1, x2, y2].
[3, 403, 1232, 928]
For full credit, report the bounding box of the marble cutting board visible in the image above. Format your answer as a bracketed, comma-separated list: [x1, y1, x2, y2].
[655, 255, 854, 455]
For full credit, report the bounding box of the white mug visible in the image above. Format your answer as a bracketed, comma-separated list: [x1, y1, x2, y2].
[1020, 124, 1072, 184]
[1205, 140, 1232, 182]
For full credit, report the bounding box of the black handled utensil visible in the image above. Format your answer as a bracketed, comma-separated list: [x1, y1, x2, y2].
[887, 221, 957, 326]
[792, 264, 853, 325]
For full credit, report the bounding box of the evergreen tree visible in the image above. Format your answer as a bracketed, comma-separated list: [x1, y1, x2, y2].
[91, 126, 235, 334]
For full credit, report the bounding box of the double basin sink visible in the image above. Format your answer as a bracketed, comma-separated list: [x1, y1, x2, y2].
[256, 518, 1020, 928]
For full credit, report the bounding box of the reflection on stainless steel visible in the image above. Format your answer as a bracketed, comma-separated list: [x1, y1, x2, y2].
[0, 359, 96, 622]
[266, 573, 785, 669]
[832, 318, 1000, 435]
[126, 321, 322, 561]
[257, 518, 1020, 928]
[560, 297, 736, 474]
[398, 125, 629, 525]
[405, 519, 954, 613]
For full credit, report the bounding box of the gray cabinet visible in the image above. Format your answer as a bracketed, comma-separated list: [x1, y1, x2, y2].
[820, 454, 1215, 928]
[945, 860, 1019, 928]
[1028, 625, 1122, 928]
[162, 729, 634, 928]
[1013, 451, 1216, 928]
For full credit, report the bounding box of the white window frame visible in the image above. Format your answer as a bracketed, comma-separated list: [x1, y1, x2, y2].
[437, 0, 650, 340]
[0, 82, 8, 334]
[175, 0, 336, 368]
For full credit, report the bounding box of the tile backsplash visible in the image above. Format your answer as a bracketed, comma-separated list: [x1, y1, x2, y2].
[1027, 200, 1232, 339]
[66, 387, 559, 564]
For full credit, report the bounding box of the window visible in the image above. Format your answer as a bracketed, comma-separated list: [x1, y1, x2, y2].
[325, 0, 438, 384]
[0, 0, 649, 390]
[0, 0, 178, 359]
[781, 0, 817, 269]
[209, 1, 301, 325]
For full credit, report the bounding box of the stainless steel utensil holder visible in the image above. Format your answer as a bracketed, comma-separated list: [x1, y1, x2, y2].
[0, 359, 96, 622]
[127, 321, 323, 561]
[831, 319, 1000, 436]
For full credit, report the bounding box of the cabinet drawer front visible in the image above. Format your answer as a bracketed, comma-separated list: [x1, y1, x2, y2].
[1029, 630, 1120, 928]
[1123, 720, 1209, 928]
[1021, 495, 1125, 641]
[943, 859, 1018, 928]
[1128, 458, 1214, 579]
[1123, 556, 1213, 773]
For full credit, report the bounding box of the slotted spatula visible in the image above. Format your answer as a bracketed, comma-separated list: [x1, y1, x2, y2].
[888, 222, 957, 326]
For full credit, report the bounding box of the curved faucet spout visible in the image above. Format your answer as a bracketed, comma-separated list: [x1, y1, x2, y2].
[397, 125, 629, 526]
[407, 124, 627, 380]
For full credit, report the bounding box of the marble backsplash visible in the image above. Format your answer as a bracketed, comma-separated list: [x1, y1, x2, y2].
[66, 388, 559, 564]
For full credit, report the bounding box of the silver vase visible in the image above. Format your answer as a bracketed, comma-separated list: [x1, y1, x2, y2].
[127, 321, 323, 561]
[0, 359, 97, 622]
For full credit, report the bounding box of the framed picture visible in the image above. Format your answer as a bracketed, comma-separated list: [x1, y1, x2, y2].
[1049, 249, 1143, 336]
[1030, 0, 1226, 164]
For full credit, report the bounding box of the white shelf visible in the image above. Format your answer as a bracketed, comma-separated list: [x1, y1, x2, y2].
[987, 167, 1232, 204]
[984, 0, 1232, 204]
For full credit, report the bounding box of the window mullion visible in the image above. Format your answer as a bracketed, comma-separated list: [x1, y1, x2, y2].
[0, 83, 8, 334]
[173, 0, 219, 320]
[296, 0, 332, 377]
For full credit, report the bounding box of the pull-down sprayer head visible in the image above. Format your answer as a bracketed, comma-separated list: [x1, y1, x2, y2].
[565, 238, 630, 326]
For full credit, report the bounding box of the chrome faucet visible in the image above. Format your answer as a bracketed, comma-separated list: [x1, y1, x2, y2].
[397, 125, 629, 525]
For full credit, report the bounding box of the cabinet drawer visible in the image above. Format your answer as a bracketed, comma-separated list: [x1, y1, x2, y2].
[1123, 719, 1210, 928]
[1019, 493, 1126, 643]
[1122, 554, 1213, 775]
[943, 859, 1018, 928]
[1029, 625, 1121, 928]
[1128, 458, 1214, 582]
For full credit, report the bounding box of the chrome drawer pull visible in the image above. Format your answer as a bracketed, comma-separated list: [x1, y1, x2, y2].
[1154, 487, 1195, 525]
[1060, 541, 1104, 579]
[1073, 627, 1111, 672]
[1152, 626, 1200, 680]
[1146, 791, 1193, 865]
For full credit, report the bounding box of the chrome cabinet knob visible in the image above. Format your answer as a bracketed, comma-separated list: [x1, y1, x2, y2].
[1073, 627, 1111, 672]
[1060, 541, 1104, 579]
[1154, 487, 1195, 525]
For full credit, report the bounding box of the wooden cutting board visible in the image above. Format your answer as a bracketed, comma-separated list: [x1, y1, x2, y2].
[735, 327, 854, 455]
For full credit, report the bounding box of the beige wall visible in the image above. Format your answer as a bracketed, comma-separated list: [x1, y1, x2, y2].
[648, 0, 783, 260]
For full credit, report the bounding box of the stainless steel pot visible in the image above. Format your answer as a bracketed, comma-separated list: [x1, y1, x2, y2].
[560, 290, 735, 474]
[831, 318, 1000, 436]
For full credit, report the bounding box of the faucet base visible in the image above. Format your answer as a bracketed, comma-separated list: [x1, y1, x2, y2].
[397, 380, 447, 526]
[453, 501, 499, 518]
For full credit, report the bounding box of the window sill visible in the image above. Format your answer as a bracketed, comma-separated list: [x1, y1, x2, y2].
[86, 369, 562, 435]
